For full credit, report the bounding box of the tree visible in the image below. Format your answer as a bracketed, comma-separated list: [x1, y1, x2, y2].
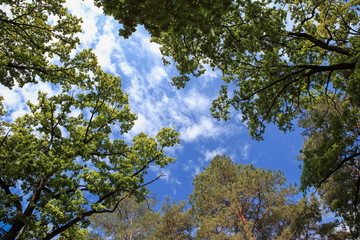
[298, 95, 360, 239]
[88, 196, 159, 240]
[189, 155, 322, 239]
[88, 197, 193, 240]
[88, 155, 348, 240]
[148, 198, 193, 240]
[0, 1, 180, 239]
[0, 61, 180, 239]
[0, 0, 82, 88]
[96, 0, 359, 140]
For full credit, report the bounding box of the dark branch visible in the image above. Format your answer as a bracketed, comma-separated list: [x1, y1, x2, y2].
[44, 174, 163, 240]
[0, 177, 22, 212]
[317, 152, 360, 189]
[241, 69, 306, 101]
[289, 32, 352, 56]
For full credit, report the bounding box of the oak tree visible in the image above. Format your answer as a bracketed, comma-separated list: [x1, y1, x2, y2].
[0, 0, 82, 88]
[0, 1, 180, 239]
[299, 95, 360, 239]
[96, 0, 360, 140]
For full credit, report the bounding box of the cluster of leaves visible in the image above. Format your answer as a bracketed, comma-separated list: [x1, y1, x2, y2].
[0, 1, 180, 239]
[89, 155, 354, 240]
[0, 0, 82, 88]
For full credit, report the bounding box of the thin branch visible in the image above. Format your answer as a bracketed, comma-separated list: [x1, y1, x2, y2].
[317, 152, 360, 189]
[5, 62, 75, 75]
[0, 128, 12, 148]
[241, 69, 306, 100]
[44, 174, 164, 240]
[300, 1, 324, 25]
[261, 77, 301, 125]
[0, 177, 22, 212]
[0, 17, 53, 33]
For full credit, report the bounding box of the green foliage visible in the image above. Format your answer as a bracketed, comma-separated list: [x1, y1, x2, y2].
[88, 155, 351, 240]
[97, 1, 359, 237]
[298, 95, 359, 238]
[148, 198, 193, 240]
[88, 196, 193, 240]
[0, 1, 180, 239]
[0, 0, 82, 88]
[88, 196, 159, 239]
[190, 155, 322, 239]
[0, 55, 179, 238]
[97, 0, 359, 140]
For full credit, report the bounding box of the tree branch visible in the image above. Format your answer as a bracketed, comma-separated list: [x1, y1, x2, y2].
[289, 32, 352, 56]
[0, 177, 22, 212]
[317, 152, 360, 189]
[44, 174, 163, 240]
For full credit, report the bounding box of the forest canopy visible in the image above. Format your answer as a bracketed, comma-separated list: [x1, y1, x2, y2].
[98, 0, 360, 236]
[0, 0, 359, 239]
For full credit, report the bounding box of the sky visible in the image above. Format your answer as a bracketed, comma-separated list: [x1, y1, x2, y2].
[0, 0, 305, 204]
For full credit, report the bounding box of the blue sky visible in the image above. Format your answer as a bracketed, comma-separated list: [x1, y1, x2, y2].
[0, 0, 305, 204]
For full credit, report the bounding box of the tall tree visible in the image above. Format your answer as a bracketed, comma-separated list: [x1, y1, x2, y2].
[189, 155, 322, 239]
[0, 1, 180, 239]
[87, 155, 348, 240]
[299, 95, 360, 239]
[88, 197, 193, 240]
[0, 60, 180, 239]
[96, 0, 359, 140]
[88, 196, 159, 240]
[148, 198, 193, 240]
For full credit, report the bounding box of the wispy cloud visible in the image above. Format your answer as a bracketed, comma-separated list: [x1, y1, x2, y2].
[240, 143, 251, 161]
[202, 147, 228, 162]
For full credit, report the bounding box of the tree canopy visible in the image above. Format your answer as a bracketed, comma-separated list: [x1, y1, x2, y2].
[298, 96, 360, 238]
[97, 0, 359, 139]
[190, 155, 322, 239]
[96, 0, 360, 234]
[90, 155, 351, 240]
[88, 196, 193, 240]
[0, 1, 180, 239]
[1, 0, 359, 239]
[88, 196, 159, 239]
[0, 0, 82, 88]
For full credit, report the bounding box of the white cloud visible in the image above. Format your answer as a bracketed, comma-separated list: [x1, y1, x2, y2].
[240, 143, 251, 160]
[94, 31, 118, 73]
[133, 30, 162, 57]
[180, 116, 221, 142]
[149, 165, 181, 184]
[0, 3, 13, 17]
[0, 82, 61, 122]
[65, 0, 103, 48]
[146, 65, 168, 88]
[129, 113, 152, 135]
[182, 160, 202, 177]
[202, 147, 227, 162]
[0, 87, 22, 110]
[184, 89, 211, 112]
[119, 60, 135, 77]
